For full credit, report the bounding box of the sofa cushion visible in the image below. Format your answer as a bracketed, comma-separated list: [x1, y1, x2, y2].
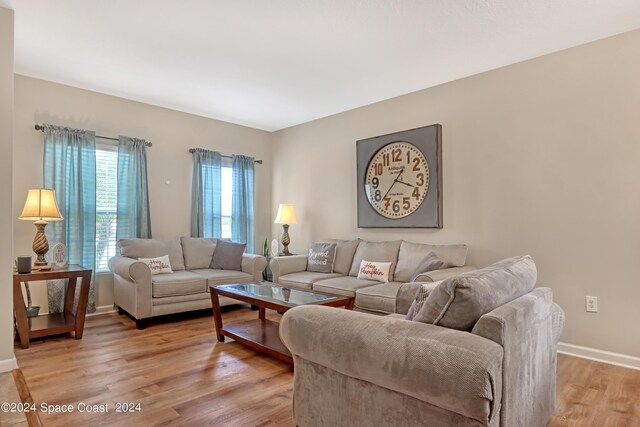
[210, 240, 246, 270]
[279, 271, 344, 290]
[413, 255, 537, 331]
[190, 269, 253, 287]
[410, 252, 444, 282]
[120, 237, 186, 271]
[152, 271, 207, 298]
[307, 242, 337, 273]
[348, 240, 402, 280]
[355, 282, 403, 314]
[324, 239, 360, 275]
[181, 237, 217, 270]
[394, 242, 468, 283]
[313, 276, 380, 297]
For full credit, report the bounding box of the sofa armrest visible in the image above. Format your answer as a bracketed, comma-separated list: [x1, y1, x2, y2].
[241, 254, 268, 282]
[108, 256, 151, 282]
[413, 265, 476, 282]
[471, 288, 558, 427]
[108, 256, 153, 320]
[280, 306, 503, 424]
[269, 255, 308, 284]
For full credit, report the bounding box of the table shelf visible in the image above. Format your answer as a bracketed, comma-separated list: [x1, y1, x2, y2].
[28, 313, 77, 338]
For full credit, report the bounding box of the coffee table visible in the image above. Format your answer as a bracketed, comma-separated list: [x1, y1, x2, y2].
[209, 282, 354, 363]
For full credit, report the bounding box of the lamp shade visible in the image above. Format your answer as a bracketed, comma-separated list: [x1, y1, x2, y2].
[274, 204, 298, 225]
[19, 188, 64, 221]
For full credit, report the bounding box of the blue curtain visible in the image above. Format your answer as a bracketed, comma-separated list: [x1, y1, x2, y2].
[43, 124, 96, 314]
[117, 136, 152, 241]
[231, 155, 255, 253]
[191, 149, 222, 238]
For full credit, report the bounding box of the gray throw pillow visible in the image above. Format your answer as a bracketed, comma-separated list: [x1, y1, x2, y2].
[405, 281, 442, 320]
[413, 255, 537, 331]
[210, 240, 246, 271]
[307, 243, 337, 273]
[410, 252, 444, 282]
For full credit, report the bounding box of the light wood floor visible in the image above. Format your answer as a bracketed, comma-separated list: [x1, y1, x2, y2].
[13, 307, 640, 427]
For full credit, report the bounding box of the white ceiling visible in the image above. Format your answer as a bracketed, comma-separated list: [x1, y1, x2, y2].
[6, 0, 640, 131]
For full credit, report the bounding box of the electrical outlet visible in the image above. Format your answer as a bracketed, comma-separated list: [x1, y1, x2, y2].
[585, 296, 598, 313]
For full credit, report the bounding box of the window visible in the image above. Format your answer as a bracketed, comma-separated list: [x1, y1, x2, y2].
[221, 166, 232, 239]
[95, 145, 118, 271]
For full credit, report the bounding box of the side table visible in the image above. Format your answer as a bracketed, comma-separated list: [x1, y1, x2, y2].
[13, 264, 92, 349]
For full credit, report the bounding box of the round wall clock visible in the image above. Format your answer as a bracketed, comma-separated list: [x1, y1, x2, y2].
[364, 141, 429, 219]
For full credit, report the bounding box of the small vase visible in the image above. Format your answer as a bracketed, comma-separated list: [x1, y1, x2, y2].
[26, 306, 40, 318]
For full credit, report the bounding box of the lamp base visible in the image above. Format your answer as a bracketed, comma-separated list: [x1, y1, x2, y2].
[32, 220, 50, 266]
[280, 224, 292, 256]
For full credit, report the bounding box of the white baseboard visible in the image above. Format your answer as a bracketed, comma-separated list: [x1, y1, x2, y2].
[0, 356, 18, 373]
[86, 305, 116, 317]
[558, 342, 640, 371]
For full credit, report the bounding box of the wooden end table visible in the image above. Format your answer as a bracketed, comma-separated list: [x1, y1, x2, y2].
[13, 264, 92, 349]
[210, 282, 354, 364]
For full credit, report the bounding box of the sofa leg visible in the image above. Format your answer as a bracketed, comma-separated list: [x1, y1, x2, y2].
[135, 319, 147, 330]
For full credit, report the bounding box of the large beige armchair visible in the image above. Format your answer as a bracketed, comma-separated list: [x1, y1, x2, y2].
[280, 255, 565, 426]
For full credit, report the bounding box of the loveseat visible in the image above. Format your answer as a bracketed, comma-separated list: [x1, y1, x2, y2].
[280, 255, 565, 427]
[270, 239, 476, 314]
[109, 237, 267, 328]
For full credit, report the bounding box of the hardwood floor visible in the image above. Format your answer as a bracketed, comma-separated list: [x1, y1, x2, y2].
[13, 307, 640, 426]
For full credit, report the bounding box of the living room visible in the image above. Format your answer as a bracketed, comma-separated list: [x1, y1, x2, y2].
[1, 1, 640, 426]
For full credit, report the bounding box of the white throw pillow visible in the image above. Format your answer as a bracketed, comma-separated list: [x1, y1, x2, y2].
[357, 260, 392, 283]
[139, 255, 173, 275]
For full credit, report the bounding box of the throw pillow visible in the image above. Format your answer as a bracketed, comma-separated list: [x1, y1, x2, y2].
[410, 252, 444, 282]
[210, 240, 246, 270]
[357, 260, 392, 283]
[413, 255, 537, 331]
[139, 255, 173, 275]
[405, 282, 440, 320]
[307, 242, 337, 273]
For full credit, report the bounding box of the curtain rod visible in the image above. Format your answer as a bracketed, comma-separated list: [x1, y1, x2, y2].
[35, 124, 153, 147]
[188, 148, 263, 164]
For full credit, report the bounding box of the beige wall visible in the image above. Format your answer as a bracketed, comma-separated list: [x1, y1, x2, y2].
[272, 29, 640, 357]
[0, 7, 15, 368]
[13, 75, 272, 310]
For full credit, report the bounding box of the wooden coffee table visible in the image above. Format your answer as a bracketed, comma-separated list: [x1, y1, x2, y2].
[209, 282, 354, 364]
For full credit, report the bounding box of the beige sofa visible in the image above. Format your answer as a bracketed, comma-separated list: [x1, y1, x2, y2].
[109, 237, 267, 328]
[280, 255, 565, 426]
[270, 239, 475, 314]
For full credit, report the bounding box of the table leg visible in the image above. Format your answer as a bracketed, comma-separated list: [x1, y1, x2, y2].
[258, 307, 266, 320]
[74, 272, 91, 339]
[346, 298, 355, 310]
[210, 288, 225, 342]
[13, 276, 30, 349]
[64, 277, 77, 316]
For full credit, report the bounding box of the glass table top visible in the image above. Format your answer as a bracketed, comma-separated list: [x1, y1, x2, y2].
[215, 283, 341, 307]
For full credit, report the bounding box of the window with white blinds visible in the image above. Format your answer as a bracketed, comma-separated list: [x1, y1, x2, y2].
[221, 166, 232, 239]
[95, 145, 118, 271]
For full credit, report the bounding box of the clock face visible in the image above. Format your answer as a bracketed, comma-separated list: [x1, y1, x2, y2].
[364, 141, 430, 219]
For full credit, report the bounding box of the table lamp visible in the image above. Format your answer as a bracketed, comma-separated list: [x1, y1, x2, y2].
[19, 188, 64, 267]
[274, 204, 298, 256]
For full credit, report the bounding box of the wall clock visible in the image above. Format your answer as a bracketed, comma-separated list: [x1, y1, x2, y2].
[357, 124, 442, 228]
